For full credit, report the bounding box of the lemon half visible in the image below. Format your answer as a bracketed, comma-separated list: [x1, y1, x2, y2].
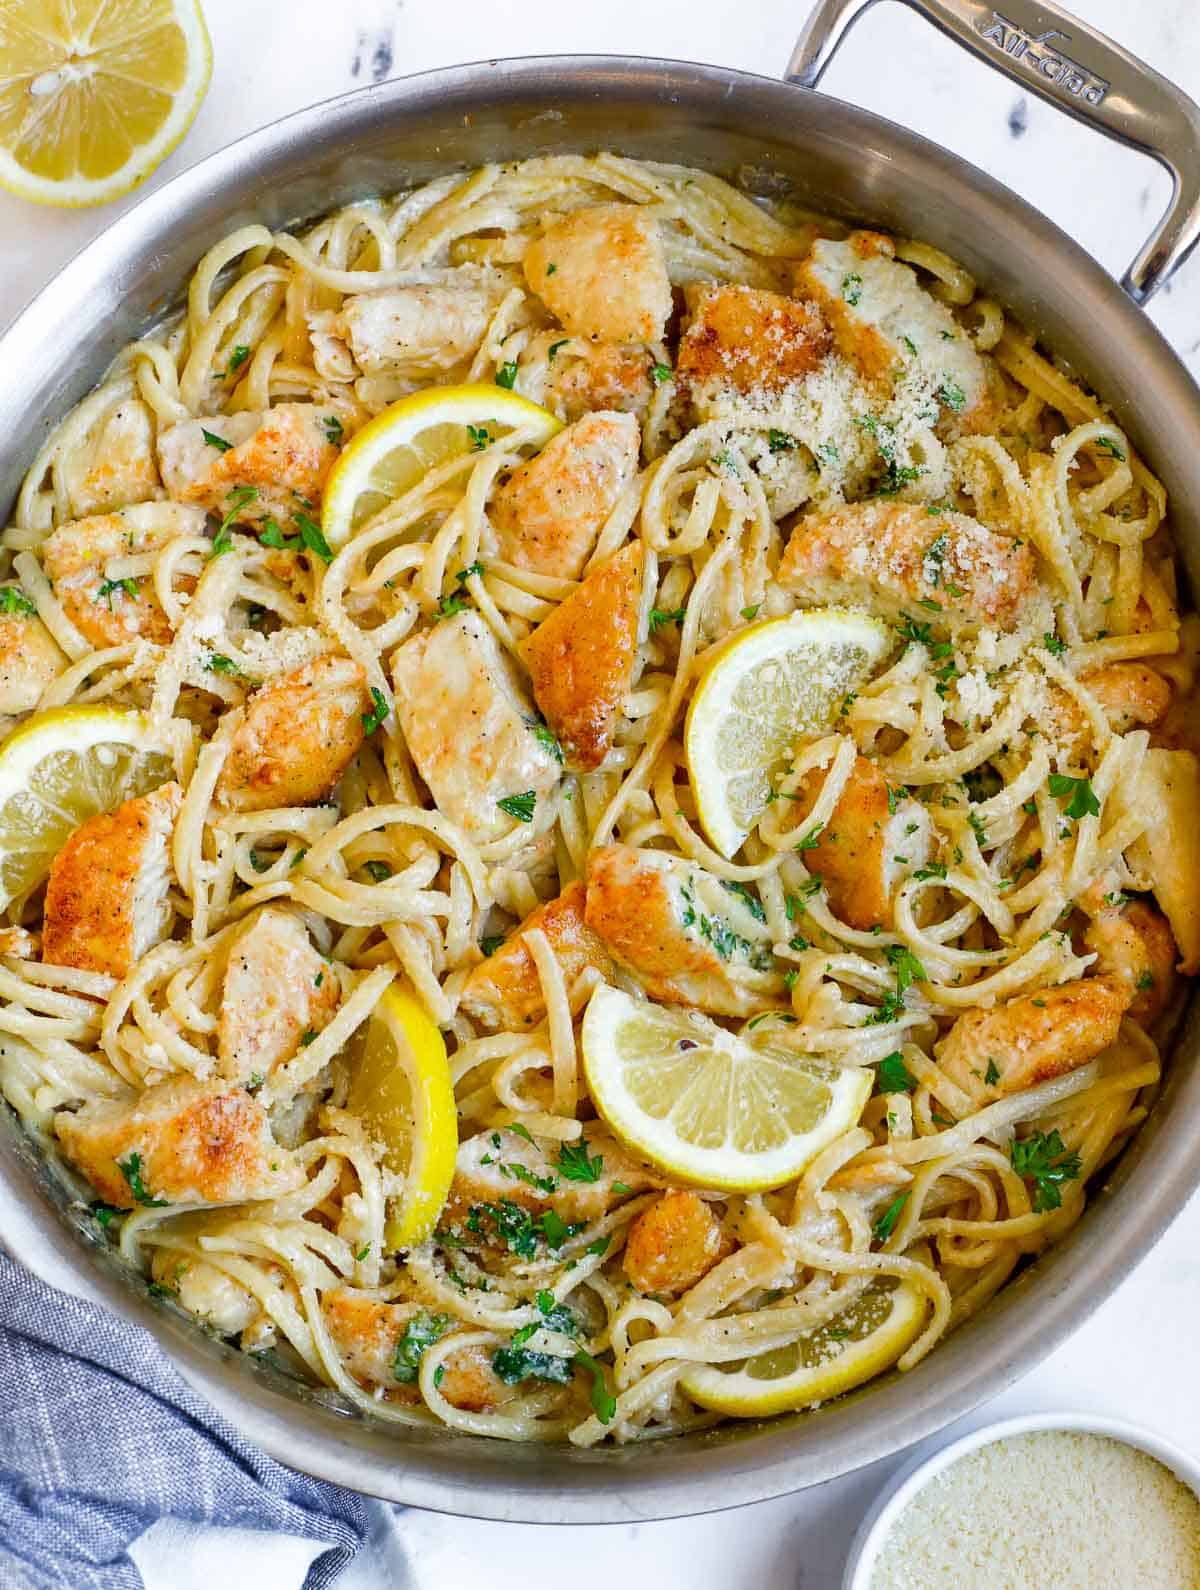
[581, 985, 871, 1192]
[0, 0, 211, 208]
[321, 384, 563, 547]
[679, 1277, 928, 1416]
[345, 984, 458, 1250]
[0, 706, 174, 910]
[685, 609, 894, 859]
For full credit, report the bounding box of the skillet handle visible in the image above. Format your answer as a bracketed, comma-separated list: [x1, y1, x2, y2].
[785, 0, 1200, 303]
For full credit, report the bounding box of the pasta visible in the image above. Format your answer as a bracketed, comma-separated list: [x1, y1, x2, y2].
[1, 152, 1196, 1447]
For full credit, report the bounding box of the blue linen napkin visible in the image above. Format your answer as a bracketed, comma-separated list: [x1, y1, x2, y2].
[0, 1252, 367, 1590]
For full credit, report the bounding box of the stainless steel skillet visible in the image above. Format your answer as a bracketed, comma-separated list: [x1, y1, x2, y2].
[1, 0, 1199, 1524]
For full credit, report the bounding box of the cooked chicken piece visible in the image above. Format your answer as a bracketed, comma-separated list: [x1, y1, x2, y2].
[0, 591, 66, 713]
[390, 610, 561, 843]
[67, 399, 162, 517]
[1048, 663, 1172, 751]
[150, 1249, 260, 1335]
[55, 1076, 304, 1207]
[1127, 748, 1200, 975]
[42, 782, 182, 979]
[623, 1191, 734, 1297]
[519, 542, 644, 772]
[41, 502, 207, 648]
[332, 270, 507, 375]
[441, 1126, 657, 1231]
[584, 844, 778, 1017]
[321, 1289, 516, 1411]
[783, 755, 931, 931]
[459, 881, 614, 1030]
[490, 411, 640, 581]
[677, 284, 830, 400]
[794, 234, 996, 435]
[157, 402, 339, 525]
[1082, 894, 1177, 1025]
[217, 908, 339, 1086]
[777, 501, 1036, 634]
[215, 654, 369, 812]
[936, 976, 1131, 1109]
[521, 334, 655, 424]
[523, 204, 672, 344]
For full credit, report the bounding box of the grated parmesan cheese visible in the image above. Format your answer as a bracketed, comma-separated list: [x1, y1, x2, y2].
[870, 1429, 1200, 1590]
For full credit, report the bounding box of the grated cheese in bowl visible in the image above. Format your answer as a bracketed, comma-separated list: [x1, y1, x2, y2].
[865, 1427, 1200, 1589]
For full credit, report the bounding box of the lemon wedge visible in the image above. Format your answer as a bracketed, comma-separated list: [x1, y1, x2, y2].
[0, 706, 175, 910]
[345, 984, 458, 1250]
[580, 985, 871, 1192]
[321, 383, 563, 547]
[0, 0, 211, 208]
[679, 1276, 928, 1416]
[685, 609, 894, 859]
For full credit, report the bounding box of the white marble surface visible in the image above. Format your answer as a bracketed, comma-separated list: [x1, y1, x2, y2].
[3, 3, 1199, 1588]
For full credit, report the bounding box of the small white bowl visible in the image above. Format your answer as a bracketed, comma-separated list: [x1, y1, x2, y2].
[843, 1410, 1200, 1590]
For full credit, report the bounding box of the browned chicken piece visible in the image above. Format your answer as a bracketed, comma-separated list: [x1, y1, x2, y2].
[321, 1289, 516, 1411]
[157, 403, 339, 525]
[0, 591, 65, 713]
[440, 1126, 657, 1231]
[794, 234, 996, 435]
[522, 333, 655, 424]
[390, 610, 561, 844]
[523, 204, 672, 345]
[42, 782, 182, 979]
[217, 908, 340, 1086]
[150, 1249, 260, 1335]
[519, 542, 644, 772]
[623, 1190, 734, 1297]
[1127, 748, 1200, 975]
[215, 654, 369, 812]
[331, 269, 507, 376]
[936, 976, 1132, 1109]
[55, 1076, 304, 1208]
[584, 844, 778, 1018]
[783, 755, 930, 931]
[1082, 894, 1177, 1025]
[459, 881, 614, 1030]
[41, 502, 207, 648]
[676, 284, 830, 399]
[1048, 663, 1172, 750]
[777, 501, 1036, 635]
[490, 411, 640, 581]
[67, 398, 162, 517]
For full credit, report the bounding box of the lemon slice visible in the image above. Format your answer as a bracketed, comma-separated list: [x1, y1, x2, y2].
[321, 383, 563, 547]
[345, 984, 458, 1250]
[678, 1276, 927, 1416]
[0, 706, 174, 910]
[685, 609, 894, 859]
[581, 985, 871, 1192]
[0, 0, 211, 208]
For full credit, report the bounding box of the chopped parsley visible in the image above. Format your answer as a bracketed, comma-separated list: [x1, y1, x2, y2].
[323, 415, 344, 446]
[1010, 1129, 1082, 1212]
[361, 686, 390, 734]
[480, 934, 506, 957]
[0, 586, 36, 617]
[466, 423, 494, 451]
[89, 1201, 121, 1229]
[1042, 631, 1067, 658]
[651, 362, 673, 385]
[557, 1139, 604, 1183]
[209, 524, 234, 557]
[968, 809, 989, 846]
[532, 722, 564, 763]
[495, 361, 519, 389]
[767, 429, 798, 453]
[722, 880, 766, 922]
[218, 484, 259, 539]
[795, 825, 824, 852]
[984, 1059, 1001, 1087]
[913, 861, 948, 881]
[434, 591, 470, 620]
[877, 1052, 917, 1094]
[1095, 435, 1126, 461]
[249, 850, 272, 873]
[841, 272, 863, 306]
[227, 344, 251, 376]
[547, 339, 568, 361]
[206, 653, 242, 677]
[1136, 970, 1156, 991]
[884, 943, 927, 996]
[497, 790, 536, 824]
[294, 511, 333, 563]
[202, 428, 232, 452]
[545, 263, 558, 276]
[364, 859, 392, 882]
[649, 606, 686, 632]
[575, 1347, 617, 1424]
[392, 1312, 451, 1382]
[491, 1345, 573, 1385]
[938, 378, 966, 412]
[299, 1029, 318, 1046]
[741, 604, 761, 621]
[1047, 772, 1100, 821]
[872, 1190, 910, 1243]
[95, 577, 139, 609]
[116, 1152, 167, 1208]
